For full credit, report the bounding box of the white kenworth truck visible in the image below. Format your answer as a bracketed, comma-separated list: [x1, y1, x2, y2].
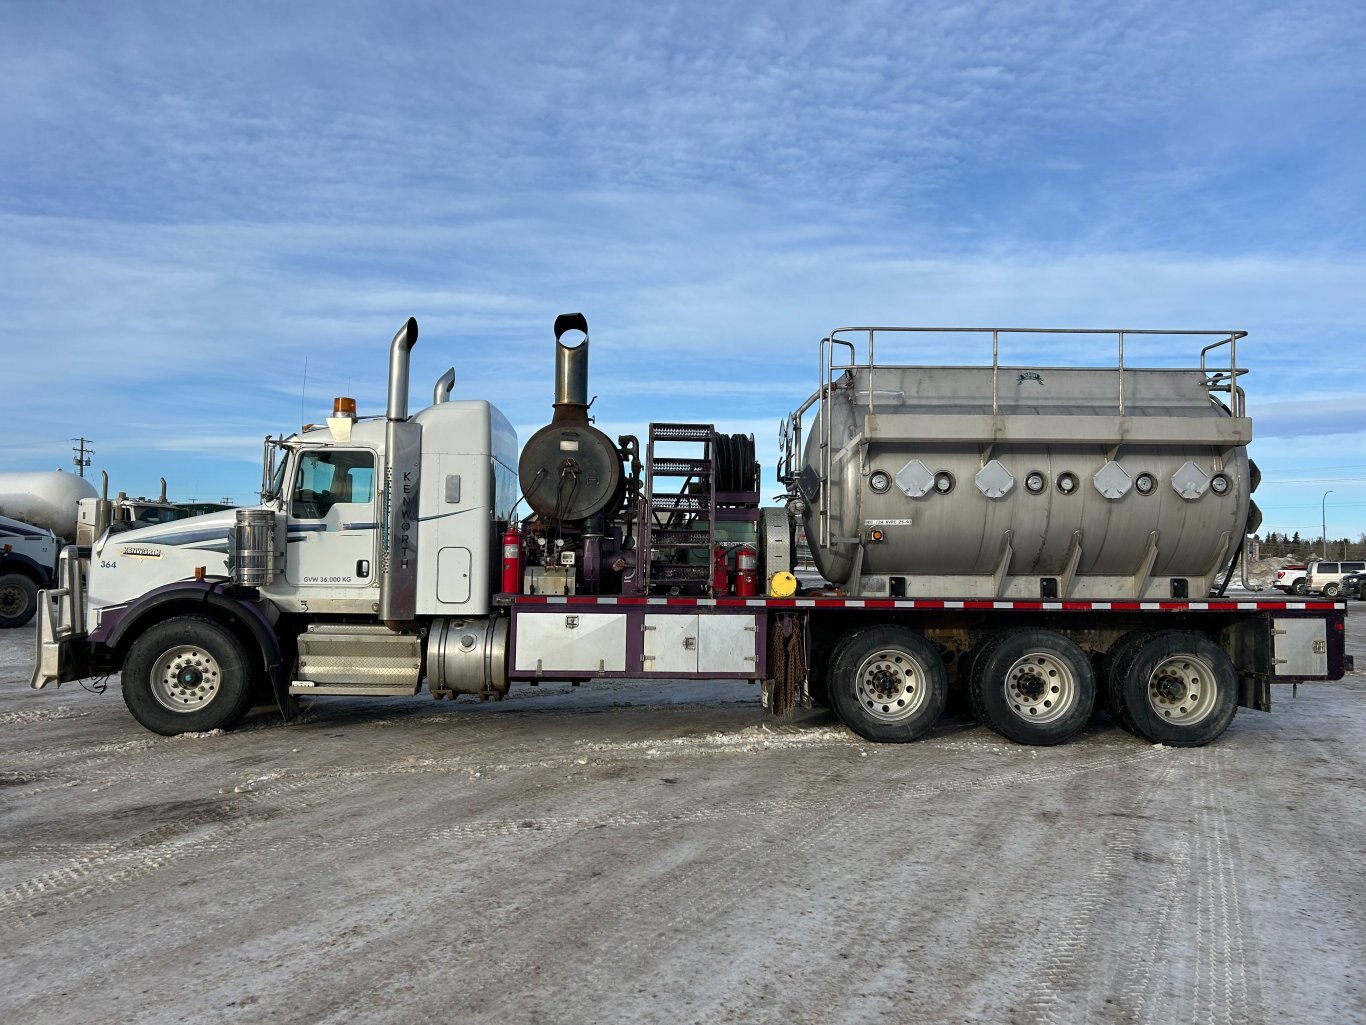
[32, 315, 1348, 747]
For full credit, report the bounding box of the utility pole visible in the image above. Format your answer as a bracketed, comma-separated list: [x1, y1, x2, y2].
[1321, 490, 1333, 560]
[71, 437, 94, 478]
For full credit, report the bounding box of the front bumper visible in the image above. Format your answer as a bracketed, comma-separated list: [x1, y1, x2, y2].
[29, 546, 86, 690]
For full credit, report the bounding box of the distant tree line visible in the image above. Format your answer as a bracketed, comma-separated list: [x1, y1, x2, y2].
[1252, 533, 1366, 561]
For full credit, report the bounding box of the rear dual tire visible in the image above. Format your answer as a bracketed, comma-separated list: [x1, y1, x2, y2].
[1107, 631, 1237, 747]
[969, 629, 1095, 746]
[828, 625, 948, 743]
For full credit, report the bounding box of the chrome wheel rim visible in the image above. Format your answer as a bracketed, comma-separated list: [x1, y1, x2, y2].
[150, 644, 223, 713]
[1146, 654, 1216, 725]
[1002, 651, 1076, 724]
[855, 648, 929, 723]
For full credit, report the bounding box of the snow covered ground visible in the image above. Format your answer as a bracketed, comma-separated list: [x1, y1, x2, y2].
[1, 608, 1362, 1025]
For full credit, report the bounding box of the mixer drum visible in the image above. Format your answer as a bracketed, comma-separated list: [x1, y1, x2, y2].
[800, 364, 1253, 600]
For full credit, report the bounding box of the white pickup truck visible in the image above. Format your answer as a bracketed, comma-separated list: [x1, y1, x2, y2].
[1272, 563, 1308, 595]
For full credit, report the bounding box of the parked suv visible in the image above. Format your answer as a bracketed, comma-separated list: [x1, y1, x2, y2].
[1341, 571, 1366, 600]
[1272, 563, 1308, 595]
[1304, 560, 1366, 597]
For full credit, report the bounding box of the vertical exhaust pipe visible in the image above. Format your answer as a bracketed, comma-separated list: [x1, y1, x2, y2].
[387, 317, 419, 421]
[382, 317, 422, 623]
[94, 470, 113, 538]
[552, 312, 589, 424]
[433, 367, 455, 405]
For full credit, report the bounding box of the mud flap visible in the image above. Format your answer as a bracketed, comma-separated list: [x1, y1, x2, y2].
[1239, 671, 1271, 712]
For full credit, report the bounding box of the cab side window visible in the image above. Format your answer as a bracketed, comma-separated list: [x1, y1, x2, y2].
[292, 451, 375, 519]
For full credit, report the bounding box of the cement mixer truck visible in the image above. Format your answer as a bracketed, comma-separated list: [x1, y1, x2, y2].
[0, 471, 195, 627]
[30, 315, 1348, 748]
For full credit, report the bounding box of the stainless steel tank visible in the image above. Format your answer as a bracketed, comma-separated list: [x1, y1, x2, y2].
[789, 329, 1253, 600]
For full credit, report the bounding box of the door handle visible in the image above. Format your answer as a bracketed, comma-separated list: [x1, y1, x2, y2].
[357, 559, 370, 578]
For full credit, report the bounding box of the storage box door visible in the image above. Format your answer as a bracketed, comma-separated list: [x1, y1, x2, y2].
[514, 613, 628, 673]
[697, 614, 759, 674]
[643, 614, 698, 674]
[1272, 617, 1328, 677]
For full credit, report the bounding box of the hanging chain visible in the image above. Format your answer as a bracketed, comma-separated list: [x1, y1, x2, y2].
[767, 614, 806, 717]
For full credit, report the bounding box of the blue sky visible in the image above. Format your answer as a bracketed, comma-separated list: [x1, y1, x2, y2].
[2, 0, 1364, 544]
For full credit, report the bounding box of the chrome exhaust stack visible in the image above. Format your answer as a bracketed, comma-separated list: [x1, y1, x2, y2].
[382, 317, 422, 623]
[387, 317, 419, 421]
[552, 312, 589, 424]
[433, 367, 455, 405]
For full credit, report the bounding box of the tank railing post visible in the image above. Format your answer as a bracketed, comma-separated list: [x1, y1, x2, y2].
[820, 334, 858, 549]
[821, 336, 832, 548]
[991, 330, 999, 415]
[867, 328, 876, 422]
[821, 337, 829, 547]
[1118, 331, 1126, 416]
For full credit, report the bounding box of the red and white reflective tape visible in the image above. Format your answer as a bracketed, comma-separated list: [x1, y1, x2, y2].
[511, 595, 1343, 613]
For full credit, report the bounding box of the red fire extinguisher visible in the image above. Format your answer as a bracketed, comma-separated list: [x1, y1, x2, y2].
[734, 545, 758, 597]
[502, 527, 523, 594]
[712, 545, 730, 596]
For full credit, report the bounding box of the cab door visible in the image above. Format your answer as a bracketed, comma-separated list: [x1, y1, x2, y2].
[285, 449, 380, 593]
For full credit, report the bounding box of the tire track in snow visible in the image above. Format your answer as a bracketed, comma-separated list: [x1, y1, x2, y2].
[302, 743, 1167, 1025]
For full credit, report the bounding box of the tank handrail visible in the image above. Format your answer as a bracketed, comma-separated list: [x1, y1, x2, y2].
[1199, 335, 1249, 416]
[819, 337, 857, 547]
[779, 388, 822, 486]
[823, 326, 1248, 419]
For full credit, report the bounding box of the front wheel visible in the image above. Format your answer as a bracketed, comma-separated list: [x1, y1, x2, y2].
[828, 625, 947, 743]
[0, 573, 39, 628]
[1291, 578, 1308, 595]
[969, 629, 1095, 746]
[1114, 632, 1237, 747]
[121, 616, 255, 735]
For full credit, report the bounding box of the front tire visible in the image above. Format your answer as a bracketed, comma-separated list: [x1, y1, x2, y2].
[0, 572, 38, 628]
[122, 616, 255, 735]
[828, 625, 947, 743]
[969, 629, 1095, 746]
[1114, 632, 1237, 747]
